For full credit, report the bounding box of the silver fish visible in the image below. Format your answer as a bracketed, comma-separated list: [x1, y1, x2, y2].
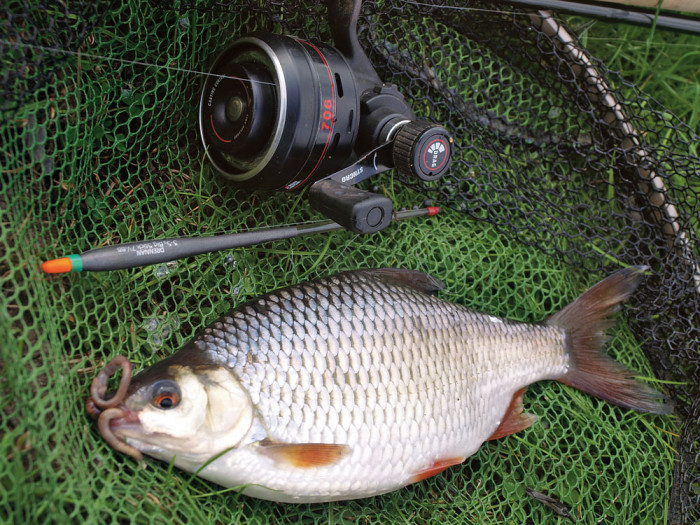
[87, 267, 668, 503]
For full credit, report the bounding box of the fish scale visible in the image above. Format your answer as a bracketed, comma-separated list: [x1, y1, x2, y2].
[98, 267, 668, 503]
[189, 271, 568, 501]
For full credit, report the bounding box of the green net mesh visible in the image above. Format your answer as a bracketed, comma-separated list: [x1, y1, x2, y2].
[1, 1, 698, 523]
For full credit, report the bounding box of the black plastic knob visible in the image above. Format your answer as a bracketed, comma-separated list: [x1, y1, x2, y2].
[308, 179, 393, 234]
[393, 120, 453, 181]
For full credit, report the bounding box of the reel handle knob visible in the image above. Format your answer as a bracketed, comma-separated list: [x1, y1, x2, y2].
[308, 179, 393, 234]
[393, 120, 454, 181]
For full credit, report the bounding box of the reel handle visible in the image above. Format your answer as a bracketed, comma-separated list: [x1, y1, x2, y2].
[308, 180, 392, 234]
[308, 120, 454, 234]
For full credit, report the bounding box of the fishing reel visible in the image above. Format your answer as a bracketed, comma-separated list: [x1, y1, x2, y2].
[199, 0, 453, 234]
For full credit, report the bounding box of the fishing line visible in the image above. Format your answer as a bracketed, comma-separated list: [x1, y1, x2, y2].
[2, 40, 277, 86]
[3, 2, 694, 90]
[403, 2, 516, 15]
[0, 2, 579, 90]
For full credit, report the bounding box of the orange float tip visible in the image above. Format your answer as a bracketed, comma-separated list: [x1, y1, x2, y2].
[42, 254, 82, 273]
[426, 206, 440, 217]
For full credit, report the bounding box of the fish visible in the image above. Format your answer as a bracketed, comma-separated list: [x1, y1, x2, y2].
[87, 267, 669, 503]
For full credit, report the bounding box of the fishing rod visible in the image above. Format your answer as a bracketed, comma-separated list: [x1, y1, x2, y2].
[505, 0, 700, 33]
[42, 207, 439, 273]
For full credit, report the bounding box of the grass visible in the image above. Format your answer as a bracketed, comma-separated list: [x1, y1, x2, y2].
[572, 17, 700, 134]
[1, 2, 699, 524]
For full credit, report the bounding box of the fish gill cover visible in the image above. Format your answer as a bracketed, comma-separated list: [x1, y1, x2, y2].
[0, 0, 698, 523]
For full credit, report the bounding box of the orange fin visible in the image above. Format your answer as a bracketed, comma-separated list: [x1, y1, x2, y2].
[488, 387, 537, 441]
[410, 456, 465, 483]
[257, 441, 350, 468]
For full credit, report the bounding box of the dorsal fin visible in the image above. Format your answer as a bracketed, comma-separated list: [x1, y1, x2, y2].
[357, 268, 445, 294]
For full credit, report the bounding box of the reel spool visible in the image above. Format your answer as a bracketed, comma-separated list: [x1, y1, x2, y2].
[199, 34, 359, 190]
[199, 0, 453, 234]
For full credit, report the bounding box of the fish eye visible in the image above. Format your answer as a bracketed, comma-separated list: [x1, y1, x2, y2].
[150, 380, 181, 410]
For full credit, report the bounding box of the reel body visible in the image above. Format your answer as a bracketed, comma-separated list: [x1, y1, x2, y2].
[200, 34, 360, 190]
[199, 0, 453, 232]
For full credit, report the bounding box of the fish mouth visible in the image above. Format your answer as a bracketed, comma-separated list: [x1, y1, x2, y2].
[87, 356, 144, 461]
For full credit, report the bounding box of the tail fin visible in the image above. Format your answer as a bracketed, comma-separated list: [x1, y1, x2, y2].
[547, 266, 670, 414]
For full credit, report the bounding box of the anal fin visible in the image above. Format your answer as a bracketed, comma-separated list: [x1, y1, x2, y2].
[257, 440, 350, 468]
[487, 387, 537, 441]
[410, 456, 466, 483]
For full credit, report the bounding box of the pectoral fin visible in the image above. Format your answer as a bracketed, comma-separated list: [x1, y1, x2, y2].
[256, 440, 351, 468]
[487, 387, 537, 441]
